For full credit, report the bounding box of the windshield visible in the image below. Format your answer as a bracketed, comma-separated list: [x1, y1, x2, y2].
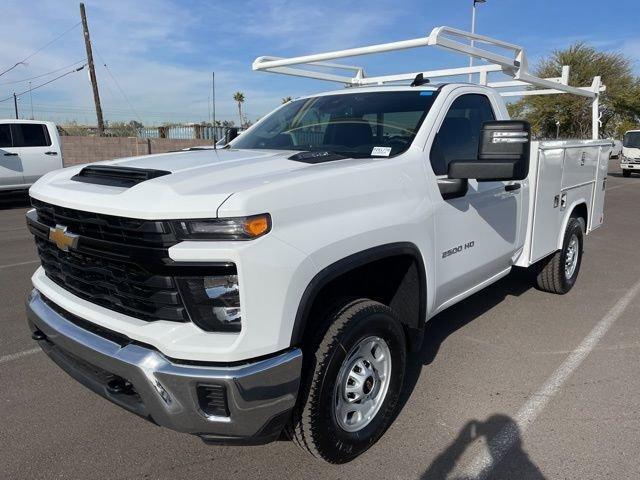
[623, 131, 640, 148]
[232, 90, 439, 158]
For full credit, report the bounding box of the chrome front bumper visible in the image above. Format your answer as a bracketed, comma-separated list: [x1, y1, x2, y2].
[26, 289, 302, 444]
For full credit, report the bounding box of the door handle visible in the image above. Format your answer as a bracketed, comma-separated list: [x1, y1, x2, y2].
[3, 152, 18, 156]
[45, 151, 58, 156]
[505, 183, 521, 192]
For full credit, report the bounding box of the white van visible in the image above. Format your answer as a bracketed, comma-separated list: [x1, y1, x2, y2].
[0, 120, 63, 193]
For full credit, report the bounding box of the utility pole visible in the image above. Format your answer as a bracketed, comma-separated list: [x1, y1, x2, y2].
[13, 93, 18, 119]
[80, 3, 105, 136]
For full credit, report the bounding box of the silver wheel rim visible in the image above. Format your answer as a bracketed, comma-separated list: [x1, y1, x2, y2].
[565, 234, 579, 279]
[333, 336, 392, 433]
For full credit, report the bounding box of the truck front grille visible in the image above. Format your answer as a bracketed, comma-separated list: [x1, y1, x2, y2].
[30, 198, 178, 247]
[35, 236, 189, 322]
[28, 200, 235, 324]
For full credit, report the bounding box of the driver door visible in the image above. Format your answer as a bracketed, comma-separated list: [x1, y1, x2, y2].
[429, 92, 522, 310]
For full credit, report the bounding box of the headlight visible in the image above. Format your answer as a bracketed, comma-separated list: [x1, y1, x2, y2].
[172, 214, 271, 240]
[178, 275, 241, 332]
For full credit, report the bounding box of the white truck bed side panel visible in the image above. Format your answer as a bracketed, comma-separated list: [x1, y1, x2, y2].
[521, 140, 611, 266]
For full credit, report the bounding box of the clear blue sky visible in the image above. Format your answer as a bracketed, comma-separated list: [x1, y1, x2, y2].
[0, 0, 638, 125]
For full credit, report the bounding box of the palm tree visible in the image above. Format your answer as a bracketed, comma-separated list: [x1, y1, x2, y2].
[233, 91, 245, 127]
[281, 96, 292, 104]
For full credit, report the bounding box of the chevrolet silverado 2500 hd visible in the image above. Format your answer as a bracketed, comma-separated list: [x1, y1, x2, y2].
[25, 27, 611, 463]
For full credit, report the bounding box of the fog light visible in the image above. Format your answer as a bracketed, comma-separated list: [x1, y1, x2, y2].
[197, 384, 229, 417]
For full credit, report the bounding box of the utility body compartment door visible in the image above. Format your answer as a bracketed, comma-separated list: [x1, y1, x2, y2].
[561, 146, 598, 190]
[529, 147, 564, 264]
[589, 145, 609, 231]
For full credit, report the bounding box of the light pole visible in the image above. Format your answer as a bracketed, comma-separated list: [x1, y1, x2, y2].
[468, 0, 486, 83]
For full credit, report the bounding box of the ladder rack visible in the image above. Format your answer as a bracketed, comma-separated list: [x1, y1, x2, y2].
[253, 26, 606, 139]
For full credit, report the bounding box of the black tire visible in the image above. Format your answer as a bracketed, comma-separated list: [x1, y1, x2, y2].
[535, 217, 584, 294]
[623, 169, 631, 178]
[288, 299, 406, 463]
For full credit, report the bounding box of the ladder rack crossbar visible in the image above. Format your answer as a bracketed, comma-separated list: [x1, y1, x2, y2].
[252, 25, 606, 138]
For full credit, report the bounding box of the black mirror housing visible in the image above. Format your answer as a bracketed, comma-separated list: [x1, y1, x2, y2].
[225, 127, 239, 144]
[448, 120, 531, 181]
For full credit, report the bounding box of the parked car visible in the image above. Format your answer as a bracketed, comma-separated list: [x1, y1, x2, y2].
[0, 120, 62, 194]
[24, 26, 611, 464]
[621, 129, 640, 177]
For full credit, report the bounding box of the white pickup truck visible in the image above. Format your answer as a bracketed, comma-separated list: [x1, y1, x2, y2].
[0, 119, 62, 194]
[25, 27, 611, 463]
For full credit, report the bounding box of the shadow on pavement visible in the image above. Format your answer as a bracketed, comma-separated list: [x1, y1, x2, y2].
[608, 172, 637, 178]
[395, 269, 534, 419]
[420, 414, 545, 480]
[386, 270, 539, 477]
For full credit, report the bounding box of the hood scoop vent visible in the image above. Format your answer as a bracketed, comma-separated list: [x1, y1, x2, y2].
[71, 165, 171, 188]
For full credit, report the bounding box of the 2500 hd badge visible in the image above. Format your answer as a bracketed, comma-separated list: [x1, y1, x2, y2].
[442, 241, 475, 259]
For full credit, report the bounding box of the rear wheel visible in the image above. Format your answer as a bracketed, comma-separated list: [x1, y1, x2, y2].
[288, 299, 406, 463]
[623, 169, 631, 177]
[535, 217, 584, 294]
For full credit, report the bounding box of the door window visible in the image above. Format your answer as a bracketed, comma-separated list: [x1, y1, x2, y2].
[11, 124, 51, 147]
[0, 125, 11, 148]
[430, 94, 495, 176]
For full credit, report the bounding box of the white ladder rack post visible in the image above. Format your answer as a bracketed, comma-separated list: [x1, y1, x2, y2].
[253, 26, 606, 139]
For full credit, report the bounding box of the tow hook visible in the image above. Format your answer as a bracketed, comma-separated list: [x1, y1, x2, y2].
[31, 330, 46, 341]
[107, 377, 134, 395]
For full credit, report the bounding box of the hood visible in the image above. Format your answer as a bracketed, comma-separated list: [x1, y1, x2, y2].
[622, 146, 640, 159]
[29, 148, 314, 219]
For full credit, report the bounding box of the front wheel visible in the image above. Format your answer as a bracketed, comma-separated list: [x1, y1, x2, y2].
[623, 169, 631, 178]
[535, 217, 584, 294]
[288, 299, 406, 463]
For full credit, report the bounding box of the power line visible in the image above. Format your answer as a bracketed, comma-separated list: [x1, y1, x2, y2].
[0, 101, 211, 116]
[92, 44, 143, 124]
[0, 64, 86, 103]
[0, 22, 81, 78]
[0, 59, 86, 86]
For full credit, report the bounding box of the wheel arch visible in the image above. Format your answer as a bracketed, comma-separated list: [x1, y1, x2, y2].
[557, 201, 588, 249]
[290, 242, 427, 349]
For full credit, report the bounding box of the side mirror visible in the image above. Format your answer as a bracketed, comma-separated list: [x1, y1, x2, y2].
[225, 127, 239, 144]
[448, 120, 531, 181]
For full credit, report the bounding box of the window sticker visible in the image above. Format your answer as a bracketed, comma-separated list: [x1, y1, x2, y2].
[371, 146, 392, 157]
[420, 91, 434, 96]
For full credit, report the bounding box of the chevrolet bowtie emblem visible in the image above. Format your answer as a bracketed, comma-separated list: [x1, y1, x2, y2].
[48, 225, 79, 252]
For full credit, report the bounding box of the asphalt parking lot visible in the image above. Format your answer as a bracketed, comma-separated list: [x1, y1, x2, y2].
[1, 160, 639, 480]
